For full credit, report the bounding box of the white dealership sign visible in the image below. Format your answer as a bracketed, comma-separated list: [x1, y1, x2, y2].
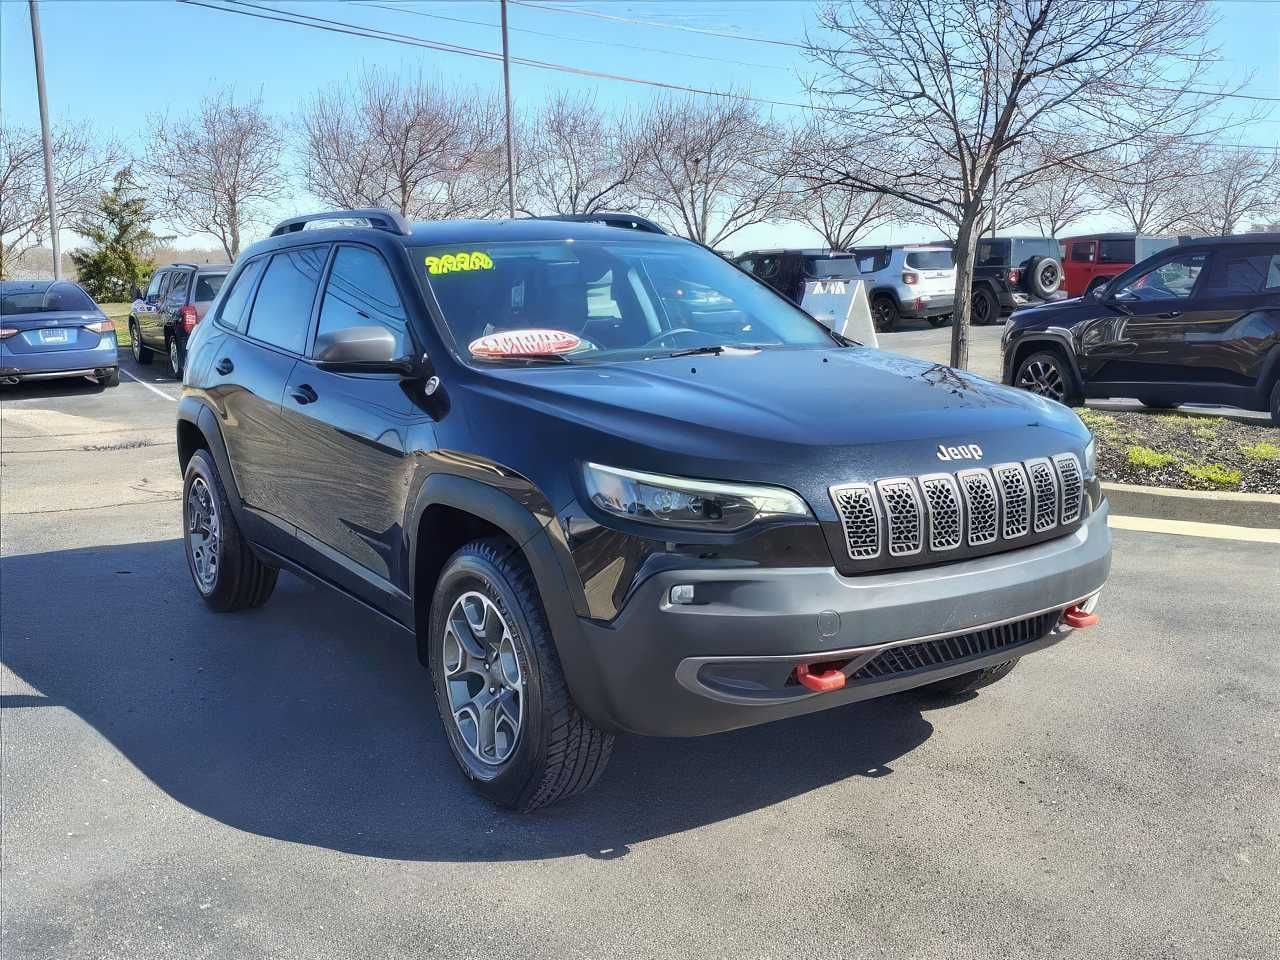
[800, 278, 878, 348]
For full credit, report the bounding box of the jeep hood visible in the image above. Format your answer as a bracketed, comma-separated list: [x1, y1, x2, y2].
[466, 347, 1090, 488]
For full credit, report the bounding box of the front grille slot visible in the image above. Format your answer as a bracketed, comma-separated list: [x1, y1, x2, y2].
[852, 611, 1059, 680]
[1054, 453, 1083, 524]
[830, 483, 881, 559]
[830, 451, 1088, 570]
[957, 469, 999, 546]
[876, 478, 923, 556]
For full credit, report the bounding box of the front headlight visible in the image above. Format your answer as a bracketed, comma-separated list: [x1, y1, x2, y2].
[1084, 436, 1097, 476]
[583, 463, 812, 532]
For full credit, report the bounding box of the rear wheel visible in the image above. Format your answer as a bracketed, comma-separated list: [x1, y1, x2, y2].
[971, 287, 999, 326]
[183, 449, 278, 612]
[871, 295, 900, 333]
[129, 320, 152, 365]
[99, 368, 120, 388]
[168, 337, 184, 380]
[1270, 380, 1280, 428]
[1015, 350, 1082, 406]
[927, 314, 951, 328]
[429, 537, 613, 811]
[914, 659, 1019, 699]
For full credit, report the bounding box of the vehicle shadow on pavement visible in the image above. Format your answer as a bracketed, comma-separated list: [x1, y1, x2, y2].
[1, 540, 935, 862]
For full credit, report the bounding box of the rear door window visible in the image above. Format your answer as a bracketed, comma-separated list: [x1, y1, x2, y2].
[1070, 242, 1096, 263]
[167, 271, 192, 302]
[216, 258, 268, 332]
[1202, 246, 1280, 295]
[194, 275, 225, 302]
[1098, 239, 1135, 264]
[247, 248, 327, 353]
[315, 245, 409, 356]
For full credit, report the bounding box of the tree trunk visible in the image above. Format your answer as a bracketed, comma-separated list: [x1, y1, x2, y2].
[949, 213, 981, 370]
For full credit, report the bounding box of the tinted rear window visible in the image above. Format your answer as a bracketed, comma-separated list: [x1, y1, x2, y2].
[905, 250, 953, 270]
[804, 256, 860, 279]
[0, 282, 95, 315]
[1098, 239, 1135, 264]
[975, 239, 1010, 267]
[194, 275, 225, 302]
[1011, 238, 1062, 262]
[247, 248, 326, 353]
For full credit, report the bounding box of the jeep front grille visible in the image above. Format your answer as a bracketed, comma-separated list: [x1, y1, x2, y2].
[830, 454, 1085, 567]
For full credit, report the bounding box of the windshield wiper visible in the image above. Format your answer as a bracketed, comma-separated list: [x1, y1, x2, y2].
[662, 344, 726, 358]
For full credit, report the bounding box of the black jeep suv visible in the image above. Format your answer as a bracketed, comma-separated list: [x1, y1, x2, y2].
[177, 209, 1111, 809]
[1003, 233, 1280, 425]
[967, 236, 1067, 324]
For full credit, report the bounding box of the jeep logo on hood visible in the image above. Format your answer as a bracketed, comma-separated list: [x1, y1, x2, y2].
[937, 443, 983, 462]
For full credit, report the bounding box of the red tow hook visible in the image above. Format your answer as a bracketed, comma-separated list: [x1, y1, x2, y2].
[1062, 604, 1099, 629]
[793, 660, 848, 693]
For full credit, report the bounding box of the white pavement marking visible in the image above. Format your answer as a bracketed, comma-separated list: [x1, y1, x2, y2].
[1109, 514, 1280, 544]
[120, 368, 179, 402]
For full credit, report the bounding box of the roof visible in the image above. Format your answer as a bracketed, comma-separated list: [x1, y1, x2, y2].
[1060, 232, 1175, 242]
[405, 217, 688, 247]
[159, 261, 232, 272]
[734, 248, 852, 257]
[1177, 232, 1280, 246]
[0, 279, 56, 292]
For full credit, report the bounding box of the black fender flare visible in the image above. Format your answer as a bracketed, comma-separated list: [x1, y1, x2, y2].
[1256, 342, 1280, 406]
[868, 287, 903, 311]
[406, 473, 617, 730]
[1003, 327, 1084, 387]
[176, 397, 247, 526]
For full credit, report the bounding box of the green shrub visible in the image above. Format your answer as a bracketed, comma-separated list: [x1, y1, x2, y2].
[1181, 463, 1242, 489]
[1127, 445, 1176, 469]
[1240, 442, 1280, 461]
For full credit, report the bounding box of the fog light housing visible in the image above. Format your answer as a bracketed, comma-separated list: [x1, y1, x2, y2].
[670, 584, 696, 605]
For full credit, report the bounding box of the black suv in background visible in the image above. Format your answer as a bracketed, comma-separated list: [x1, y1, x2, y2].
[958, 236, 1066, 324]
[1003, 233, 1280, 425]
[732, 249, 862, 303]
[176, 209, 1110, 810]
[130, 262, 230, 378]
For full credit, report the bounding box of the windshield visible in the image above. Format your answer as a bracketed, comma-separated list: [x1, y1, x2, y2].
[905, 250, 954, 270]
[416, 239, 839, 362]
[0, 282, 96, 316]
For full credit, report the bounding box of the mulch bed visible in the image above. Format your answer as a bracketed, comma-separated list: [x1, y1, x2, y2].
[1076, 407, 1280, 495]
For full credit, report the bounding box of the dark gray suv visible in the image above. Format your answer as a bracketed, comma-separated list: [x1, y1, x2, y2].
[129, 262, 229, 378]
[176, 209, 1111, 810]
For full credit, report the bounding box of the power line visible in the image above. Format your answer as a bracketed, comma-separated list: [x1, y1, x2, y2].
[179, 1, 824, 110]
[353, 1, 792, 73]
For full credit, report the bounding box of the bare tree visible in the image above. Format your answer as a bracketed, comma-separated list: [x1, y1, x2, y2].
[142, 89, 288, 260]
[521, 92, 641, 216]
[797, 0, 1237, 368]
[1092, 136, 1202, 234]
[0, 123, 118, 278]
[795, 187, 902, 249]
[630, 95, 789, 247]
[1183, 146, 1280, 236]
[1012, 163, 1100, 237]
[300, 70, 507, 224]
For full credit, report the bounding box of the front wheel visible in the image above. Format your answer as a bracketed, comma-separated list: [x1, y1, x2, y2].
[429, 538, 613, 811]
[927, 314, 951, 329]
[913, 659, 1019, 699]
[183, 449, 278, 611]
[1015, 350, 1082, 406]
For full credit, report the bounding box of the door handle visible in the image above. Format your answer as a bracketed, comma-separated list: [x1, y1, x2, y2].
[289, 383, 318, 405]
[215, 357, 234, 375]
[1155, 311, 1182, 319]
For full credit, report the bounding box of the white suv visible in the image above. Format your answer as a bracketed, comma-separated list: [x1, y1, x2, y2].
[853, 246, 956, 332]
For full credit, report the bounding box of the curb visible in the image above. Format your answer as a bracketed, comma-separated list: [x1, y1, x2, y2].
[1102, 481, 1280, 530]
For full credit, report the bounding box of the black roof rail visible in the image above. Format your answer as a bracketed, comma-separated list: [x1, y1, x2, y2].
[270, 208, 412, 238]
[533, 212, 668, 235]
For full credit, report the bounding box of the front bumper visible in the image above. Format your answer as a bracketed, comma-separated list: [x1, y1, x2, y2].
[571, 501, 1111, 737]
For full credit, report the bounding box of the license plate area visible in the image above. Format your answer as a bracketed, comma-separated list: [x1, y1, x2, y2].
[39, 329, 72, 344]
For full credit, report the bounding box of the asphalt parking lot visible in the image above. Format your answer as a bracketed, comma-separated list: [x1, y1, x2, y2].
[3, 348, 1278, 959]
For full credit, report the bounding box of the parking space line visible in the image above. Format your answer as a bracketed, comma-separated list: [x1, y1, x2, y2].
[120, 369, 179, 403]
[1109, 514, 1280, 544]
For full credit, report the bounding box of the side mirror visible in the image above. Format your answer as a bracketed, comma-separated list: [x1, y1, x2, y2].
[314, 325, 417, 375]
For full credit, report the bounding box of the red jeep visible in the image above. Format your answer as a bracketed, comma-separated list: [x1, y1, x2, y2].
[1061, 233, 1177, 298]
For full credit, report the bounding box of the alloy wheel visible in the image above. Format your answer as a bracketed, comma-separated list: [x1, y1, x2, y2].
[1018, 359, 1066, 402]
[186, 476, 221, 593]
[130, 324, 141, 361]
[442, 590, 524, 766]
[170, 340, 182, 379]
[1039, 262, 1060, 290]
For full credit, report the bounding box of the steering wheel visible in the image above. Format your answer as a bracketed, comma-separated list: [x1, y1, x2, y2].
[640, 328, 715, 349]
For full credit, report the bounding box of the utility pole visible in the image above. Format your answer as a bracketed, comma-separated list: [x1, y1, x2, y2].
[499, 0, 517, 219]
[29, 0, 62, 279]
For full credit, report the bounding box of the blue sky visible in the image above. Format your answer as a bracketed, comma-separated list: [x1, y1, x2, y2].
[3, 0, 1280, 251]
